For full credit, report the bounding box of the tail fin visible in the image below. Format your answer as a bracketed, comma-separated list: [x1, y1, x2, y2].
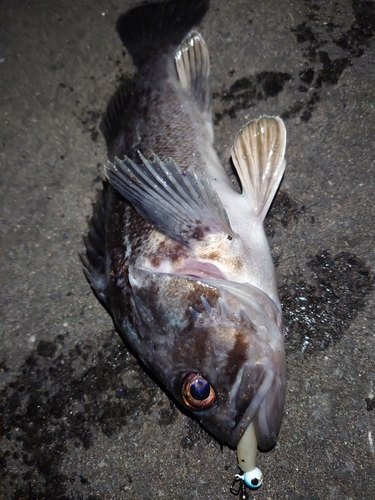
[116, 0, 210, 67]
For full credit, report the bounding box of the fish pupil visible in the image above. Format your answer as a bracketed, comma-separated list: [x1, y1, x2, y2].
[190, 378, 210, 400]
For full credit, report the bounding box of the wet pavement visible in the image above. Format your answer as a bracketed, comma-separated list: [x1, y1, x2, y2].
[1, 0, 375, 499]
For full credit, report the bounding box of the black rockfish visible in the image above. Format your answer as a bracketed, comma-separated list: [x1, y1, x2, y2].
[82, 0, 286, 489]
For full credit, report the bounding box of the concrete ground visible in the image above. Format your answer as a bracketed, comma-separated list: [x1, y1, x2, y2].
[1, 0, 375, 499]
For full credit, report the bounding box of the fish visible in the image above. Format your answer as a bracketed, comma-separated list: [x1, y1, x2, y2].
[81, 0, 286, 477]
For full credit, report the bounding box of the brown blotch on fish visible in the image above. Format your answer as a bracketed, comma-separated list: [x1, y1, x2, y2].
[186, 283, 220, 314]
[149, 240, 190, 268]
[225, 331, 251, 387]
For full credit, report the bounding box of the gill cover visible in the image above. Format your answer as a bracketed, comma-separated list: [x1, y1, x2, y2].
[127, 266, 286, 448]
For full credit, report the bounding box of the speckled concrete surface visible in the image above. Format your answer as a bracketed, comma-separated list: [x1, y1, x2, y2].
[1, 1, 375, 499]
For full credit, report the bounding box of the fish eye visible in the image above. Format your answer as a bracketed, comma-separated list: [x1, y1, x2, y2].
[181, 373, 216, 409]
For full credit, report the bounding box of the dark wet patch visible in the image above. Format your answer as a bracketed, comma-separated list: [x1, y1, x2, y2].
[36, 339, 57, 358]
[299, 68, 314, 85]
[315, 52, 351, 87]
[213, 72, 291, 123]
[280, 251, 374, 354]
[265, 191, 308, 238]
[74, 108, 102, 142]
[291, 22, 322, 62]
[281, 91, 320, 122]
[335, 0, 375, 57]
[1, 335, 159, 498]
[258, 72, 292, 97]
[365, 397, 375, 411]
[282, 46, 348, 121]
[213, 76, 257, 123]
[0, 360, 9, 372]
[284, 2, 374, 121]
[306, 3, 320, 23]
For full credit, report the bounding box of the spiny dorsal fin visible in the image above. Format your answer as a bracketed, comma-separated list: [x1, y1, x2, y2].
[175, 31, 212, 140]
[104, 153, 233, 247]
[231, 116, 286, 222]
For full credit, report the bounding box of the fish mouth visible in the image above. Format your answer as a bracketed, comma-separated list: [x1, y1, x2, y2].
[174, 261, 226, 280]
[194, 363, 284, 450]
[228, 358, 286, 450]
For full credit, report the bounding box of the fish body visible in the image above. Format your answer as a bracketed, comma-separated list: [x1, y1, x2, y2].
[82, 0, 286, 450]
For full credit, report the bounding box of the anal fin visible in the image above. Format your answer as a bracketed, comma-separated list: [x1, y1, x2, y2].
[231, 116, 286, 222]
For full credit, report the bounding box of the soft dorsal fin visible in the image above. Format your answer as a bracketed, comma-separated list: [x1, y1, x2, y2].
[175, 31, 212, 138]
[100, 81, 135, 156]
[231, 116, 286, 222]
[104, 153, 233, 247]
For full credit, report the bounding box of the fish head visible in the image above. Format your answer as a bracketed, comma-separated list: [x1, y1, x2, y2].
[125, 266, 286, 449]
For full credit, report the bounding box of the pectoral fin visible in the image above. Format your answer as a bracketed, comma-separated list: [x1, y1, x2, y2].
[231, 116, 286, 222]
[105, 153, 233, 246]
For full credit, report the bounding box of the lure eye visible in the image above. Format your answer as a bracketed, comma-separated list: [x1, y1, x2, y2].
[181, 373, 216, 409]
[243, 468, 263, 490]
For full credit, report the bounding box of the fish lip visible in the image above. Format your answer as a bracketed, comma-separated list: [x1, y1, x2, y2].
[173, 261, 227, 280]
[228, 366, 275, 445]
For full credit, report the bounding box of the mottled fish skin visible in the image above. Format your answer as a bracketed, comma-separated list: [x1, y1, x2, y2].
[123, 267, 286, 448]
[82, 0, 286, 451]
